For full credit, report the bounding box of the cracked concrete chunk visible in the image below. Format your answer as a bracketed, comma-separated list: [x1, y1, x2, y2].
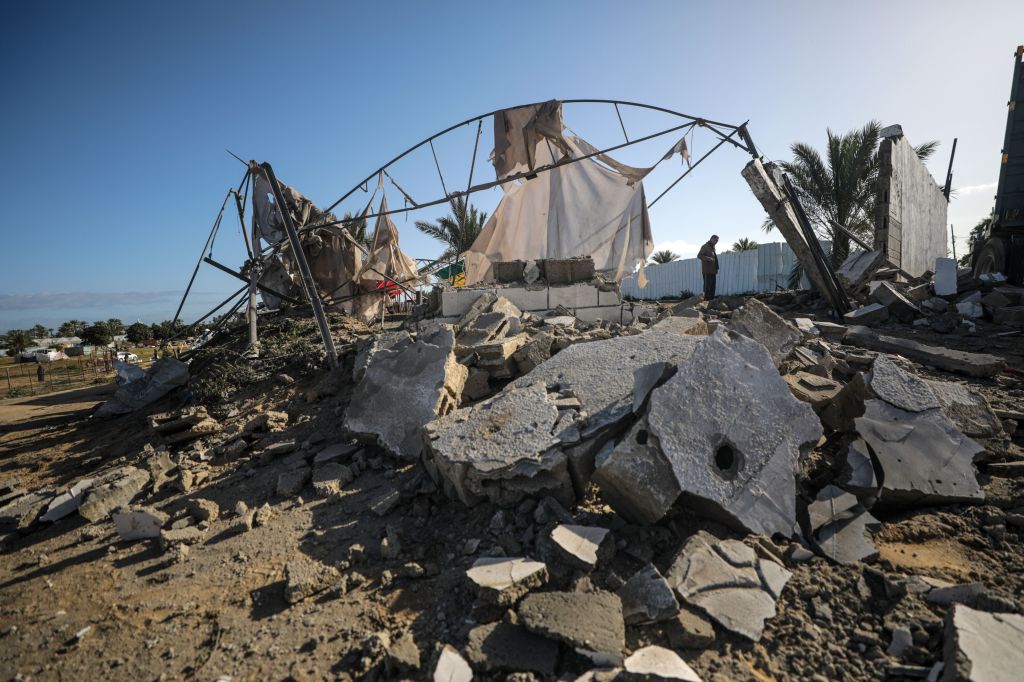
[466, 557, 548, 607]
[653, 315, 709, 337]
[425, 384, 570, 506]
[870, 281, 920, 322]
[518, 590, 626, 665]
[943, 604, 1024, 682]
[284, 558, 340, 604]
[78, 467, 151, 522]
[843, 303, 890, 326]
[465, 622, 558, 675]
[312, 462, 354, 497]
[345, 325, 468, 460]
[593, 421, 681, 525]
[647, 332, 821, 536]
[665, 532, 791, 642]
[925, 380, 1003, 438]
[96, 358, 189, 416]
[805, 485, 880, 564]
[352, 331, 412, 383]
[727, 298, 801, 367]
[783, 371, 843, 412]
[113, 506, 168, 540]
[855, 399, 984, 508]
[840, 439, 879, 502]
[550, 524, 612, 570]
[276, 466, 310, 497]
[622, 645, 703, 681]
[434, 644, 473, 682]
[618, 564, 680, 625]
[868, 355, 941, 412]
[40, 479, 93, 523]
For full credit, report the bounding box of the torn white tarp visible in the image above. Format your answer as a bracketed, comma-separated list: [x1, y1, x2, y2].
[492, 100, 574, 178]
[253, 173, 314, 246]
[465, 135, 654, 284]
[357, 196, 420, 287]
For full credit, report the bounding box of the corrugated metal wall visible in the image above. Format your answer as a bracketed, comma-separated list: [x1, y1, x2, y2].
[620, 241, 811, 299]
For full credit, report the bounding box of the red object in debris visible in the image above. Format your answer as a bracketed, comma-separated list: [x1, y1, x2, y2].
[376, 280, 401, 298]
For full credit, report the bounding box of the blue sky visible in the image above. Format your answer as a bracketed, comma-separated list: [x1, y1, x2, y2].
[1, 0, 1021, 332]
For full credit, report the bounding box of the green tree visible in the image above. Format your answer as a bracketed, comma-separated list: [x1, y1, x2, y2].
[126, 322, 150, 344]
[150, 319, 185, 341]
[729, 238, 759, 252]
[414, 197, 489, 261]
[81, 324, 113, 346]
[105, 318, 125, 336]
[30, 324, 48, 339]
[959, 217, 991, 266]
[3, 330, 34, 356]
[341, 211, 373, 248]
[650, 250, 681, 264]
[58, 320, 86, 337]
[765, 121, 937, 266]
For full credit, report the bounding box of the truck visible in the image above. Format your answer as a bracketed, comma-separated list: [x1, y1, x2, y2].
[973, 45, 1024, 284]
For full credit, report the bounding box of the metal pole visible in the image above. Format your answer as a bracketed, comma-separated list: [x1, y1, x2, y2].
[943, 138, 958, 200]
[247, 164, 260, 356]
[259, 162, 339, 370]
[951, 224, 957, 261]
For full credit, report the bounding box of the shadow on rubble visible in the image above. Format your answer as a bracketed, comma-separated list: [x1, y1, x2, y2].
[0, 543, 107, 590]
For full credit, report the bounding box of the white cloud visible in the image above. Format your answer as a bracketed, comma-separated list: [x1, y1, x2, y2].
[954, 181, 997, 196]
[650, 239, 700, 259]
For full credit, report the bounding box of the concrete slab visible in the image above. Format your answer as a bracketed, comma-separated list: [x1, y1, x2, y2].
[518, 590, 625, 665]
[113, 506, 168, 540]
[935, 258, 958, 297]
[943, 604, 1024, 682]
[727, 298, 801, 367]
[78, 467, 151, 522]
[433, 645, 472, 682]
[618, 564, 680, 625]
[465, 557, 548, 607]
[805, 485, 880, 564]
[550, 524, 612, 570]
[622, 646, 702, 681]
[465, 622, 558, 675]
[868, 355, 941, 412]
[845, 326, 1005, 378]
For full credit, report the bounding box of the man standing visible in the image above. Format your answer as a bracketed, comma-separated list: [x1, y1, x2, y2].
[698, 234, 720, 300]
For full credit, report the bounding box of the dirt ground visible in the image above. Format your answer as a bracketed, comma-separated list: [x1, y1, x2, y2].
[1, 308, 1023, 681]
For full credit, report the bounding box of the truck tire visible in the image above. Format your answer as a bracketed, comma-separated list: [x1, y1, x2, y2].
[973, 237, 1006, 278]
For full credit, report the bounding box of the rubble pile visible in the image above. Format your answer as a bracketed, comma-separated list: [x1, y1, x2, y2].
[2, 261, 1024, 681]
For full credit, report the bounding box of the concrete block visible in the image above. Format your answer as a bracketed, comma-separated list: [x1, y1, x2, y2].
[573, 305, 623, 324]
[943, 605, 1024, 682]
[496, 286, 548, 312]
[548, 283, 600, 309]
[518, 590, 625, 665]
[727, 298, 801, 366]
[618, 564, 680, 625]
[434, 645, 472, 682]
[598, 288, 622, 306]
[113, 506, 168, 540]
[623, 646, 702, 681]
[466, 557, 548, 606]
[843, 303, 890, 326]
[934, 257, 957, 296]
[493, 260, 526, 283]
[550, 524, 613, 570]
[465, 622, 558, 675]
[441, 287, 496, 317]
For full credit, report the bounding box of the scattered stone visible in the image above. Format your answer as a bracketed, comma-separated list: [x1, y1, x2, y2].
[78, 467, 151, 523]
[593, 422, 680, 525]
[466, 557, 548, 606]
[433, 644, 473, 682]
[346, 326, 467, 460]
[461, 368, 492, 401]
[518, 590, 626, 665]
[550, 524, 613, 570]
[465, 622, 559, 675]
[815, 321, 848, 340]
[870, 281, 920, 322]
[943, 604, 1024, 682]
[618, 564, 680, 625]
[146, 449, 176, 492]
[276, 467, 310, 497]
[888, 626, 913, 658]
[313, 442, 360, 465]
[253, 503, 274, 527]
[653, 315, 709, 337]
[843, 303, 890, 326]
[805, 485, 880, 564]
[643, 332, 821, 535]
[244, 410, 289, 434]
[159, 526, 206, 551]
[665, 531, 792, 642]
[727, 298, 801, 366]
[622, 646, 702, 681]
[284, 559, 340, 604]
[186, 498, 220, 524]
[386, 632, 421, 671]
[666, 606, 717, 649]
[783, 372, 843, 412]
[112, 506, 168, 540]
[312, 462, 354, 497]
[40, 479, 93, 523]
[854, 399, 984, 507]
[793, 317, 819, 336]
[926, 380, 1004, 438]
[369, 487, 401, 516]
[868, 355, 941, 412]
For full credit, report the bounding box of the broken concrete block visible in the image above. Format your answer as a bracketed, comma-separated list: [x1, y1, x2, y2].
[665, 532, 791, 642]
[550, 524, 613, 570]
[925, 381, 1003, 438]
[942, 604, 1024, 682]
[466, 557, 548, 606]
[511, 334, 553, 375]
[312, 462, 354, 497]
[593, 422, 681, 525]
[313, 442, 360, 465]
[113, 506, 168, 540]
[518, 590, 625, 665]
[870, 281, 920, 322]
[95, 358, 189, 417]
[40, 479, 93, 523]
[783, 372, 843, 412]
[618, 564, 680, 625]
[244, 410, 289, 434]
[465, 622, 559, 675]
[433, 644, 472, 682]
[666, 606, 716, 649]
[843, 303, 890, 326]
[727, 298, 801, 367]
[457, 310, 516, 348]
[992, 305, 1024, 325]
[353, 331, 412, 383]
[622, 646, 702, 682]
[854, 399, 984, 508]
[653, 315, 709, 337]
[845, 326, 1005, 378]
[473, 334, 529, 378]
[868, 355, 941, 412]
[0, 489, 52, 537]
[186, 498, 219, 524]
[78, 467, 151, 522]
[840, 439, 879, 501]
[793, 317, 819, 336]
[276, 466, 310, 497]
[345, 326, 468, 460]
[460, 368, 491, 401]
[837, 249, 887, 289]
[815, 321, 848, 340]
[370, 487, 401, 516]
[284, 558, 340, 604]
[646, 332, 821, 536]
[159, 525, 206, 551]
[804, 485, 880, 564]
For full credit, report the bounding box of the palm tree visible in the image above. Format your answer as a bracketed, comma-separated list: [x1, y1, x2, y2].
[2, 330, 34, 357]
[729, 238, 759, 253]
[764, 121, 937, 267]
[340, 210, 372, 248]
[959, 217, 990, 266]
[650, 250, 680, 264]
[414, 197, 489, 261]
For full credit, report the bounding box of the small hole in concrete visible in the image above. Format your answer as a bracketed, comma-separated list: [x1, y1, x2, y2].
[636, 430, 649, 445]
[715, 444, 736, 472]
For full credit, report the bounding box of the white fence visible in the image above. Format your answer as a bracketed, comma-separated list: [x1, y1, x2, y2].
[621, 242, 812, 299]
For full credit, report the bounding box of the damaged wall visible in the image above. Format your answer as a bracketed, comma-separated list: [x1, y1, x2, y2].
[874, 134, 948, 278]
